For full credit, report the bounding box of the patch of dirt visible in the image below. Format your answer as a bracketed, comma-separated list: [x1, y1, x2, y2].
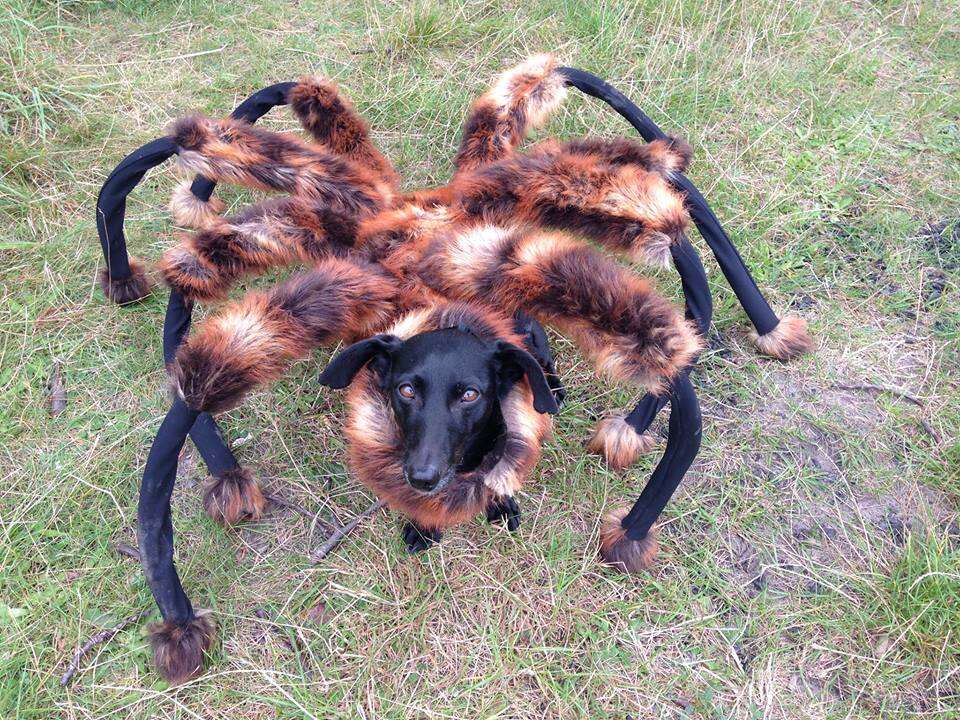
[712, 367, 957, 597]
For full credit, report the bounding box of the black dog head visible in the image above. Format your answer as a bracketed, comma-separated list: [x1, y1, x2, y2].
[319, 328, 558, 494]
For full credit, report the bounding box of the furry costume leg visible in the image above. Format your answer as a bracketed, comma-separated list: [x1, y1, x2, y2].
[452, 143, 690, 268]
[429, 227, 701, 394]
[168, 116, 394, 214]
[454, 53, 569, 174]
[289, 76, 400, 188]
[159, 197, 358, 302]
[173, 258, 399, 414]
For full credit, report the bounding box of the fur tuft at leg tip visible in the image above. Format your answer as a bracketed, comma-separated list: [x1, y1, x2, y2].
[587, 415, 656, 470]
[148, 610, 216, 684]
[202, 467, 265, 525]
[749, 315, 814, 360]
[169, 181, 225, 229]
[599, 507, 659, 573]
[98, 257, 153, 304]
[635, 231, 674, 270]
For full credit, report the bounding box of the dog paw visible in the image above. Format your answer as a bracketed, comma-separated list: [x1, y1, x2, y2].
[486, 495, 521, 532]
[402, 522, 441, 553]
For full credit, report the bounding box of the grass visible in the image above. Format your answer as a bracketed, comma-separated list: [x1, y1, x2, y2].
[1, 0, 958, 717]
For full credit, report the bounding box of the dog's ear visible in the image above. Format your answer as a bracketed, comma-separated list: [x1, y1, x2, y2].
[494, 341, 560, 415]
[319, 334, 402, 389]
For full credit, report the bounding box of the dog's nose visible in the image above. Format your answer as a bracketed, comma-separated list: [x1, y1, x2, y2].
[408, 465, 441, 491]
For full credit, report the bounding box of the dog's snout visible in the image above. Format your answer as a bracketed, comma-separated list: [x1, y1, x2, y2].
[407, 464, 441, 491]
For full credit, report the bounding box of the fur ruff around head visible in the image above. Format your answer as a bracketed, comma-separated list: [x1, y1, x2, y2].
[344, 302, 553, 531]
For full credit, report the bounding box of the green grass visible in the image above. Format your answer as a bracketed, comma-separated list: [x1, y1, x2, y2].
[1, 0, 958, 717]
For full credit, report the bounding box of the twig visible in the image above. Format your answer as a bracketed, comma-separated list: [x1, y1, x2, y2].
[832, 383, 923, 407]
[46, 361, 66, 416]
[252, 608, 314, 677]
[265, 492, 321, 522]
[60, 609, 152, 686]
[264, 492, 337, 534]
[310, 500, 386, 563]
[114, 543, 140, 562]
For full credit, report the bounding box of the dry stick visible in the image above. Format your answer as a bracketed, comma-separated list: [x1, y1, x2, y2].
[832, 383, 923, 407]
[60, 609, 152, 686]
[264, 491, 339, 538]
[114, 543, 140, 561]
[253, 608, 314, 677]
[310, 499, 386, 563]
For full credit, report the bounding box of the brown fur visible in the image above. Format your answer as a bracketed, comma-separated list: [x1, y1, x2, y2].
[98, 256, 153, 304]
[288, 77, 399, 187]
[451, 143, 689, 267]
[169, 181, 225, 228]
[148, 610, 216, 684]
[599, 506, 659, 573]
[553, 134, 692, 176]
[454, 53, 568, 173]
[169, 115, 393, 215]
[587, 415, 656, 470]
[749, 315, 814, 360]
[425, 227, 702, 393]
[203, 466, 265, 525]
[159, 197, 358, 301]
[173, 258, 399, 413]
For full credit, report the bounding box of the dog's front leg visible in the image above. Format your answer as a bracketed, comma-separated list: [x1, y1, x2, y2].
[402, 521, 442, 553]
[485, 495, 520, 532]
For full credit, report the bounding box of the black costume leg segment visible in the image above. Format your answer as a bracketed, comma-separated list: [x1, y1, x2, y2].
[512, 310, 566, 406]
[558, 67, 813, 360]
[599, 373, 702, 574]
[587, 236, 710, 468]
[624, 236, 712, 434]
[137, 398, 218, 684]
[594, 238, 708, 573]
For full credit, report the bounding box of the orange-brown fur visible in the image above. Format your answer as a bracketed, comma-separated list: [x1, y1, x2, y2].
[148, 610, 216, 684]
[159, 197, 358, 302]
[288, 76, 400, 188]
[587, 415, 656, 469]
[202, 466, 265, 525]
[749, 315, 814, 360]
[454, 53, 568, 174]
[599, 506, 659, 573]
[169, 180, 226, 229]
[98, 256, 153, 304]
[174, 258, 399, 413]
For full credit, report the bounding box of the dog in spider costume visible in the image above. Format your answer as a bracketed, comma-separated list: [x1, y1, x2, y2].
[96, 55, 813, 683]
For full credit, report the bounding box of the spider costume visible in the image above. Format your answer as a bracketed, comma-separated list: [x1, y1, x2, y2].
[95, 55, 813, 682]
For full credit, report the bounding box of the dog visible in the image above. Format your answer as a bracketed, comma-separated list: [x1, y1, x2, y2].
[319, 310, 561, 551]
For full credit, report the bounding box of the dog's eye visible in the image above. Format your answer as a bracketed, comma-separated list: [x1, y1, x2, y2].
[461, 388, 480, 403]
[397, 383, 416, 399]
